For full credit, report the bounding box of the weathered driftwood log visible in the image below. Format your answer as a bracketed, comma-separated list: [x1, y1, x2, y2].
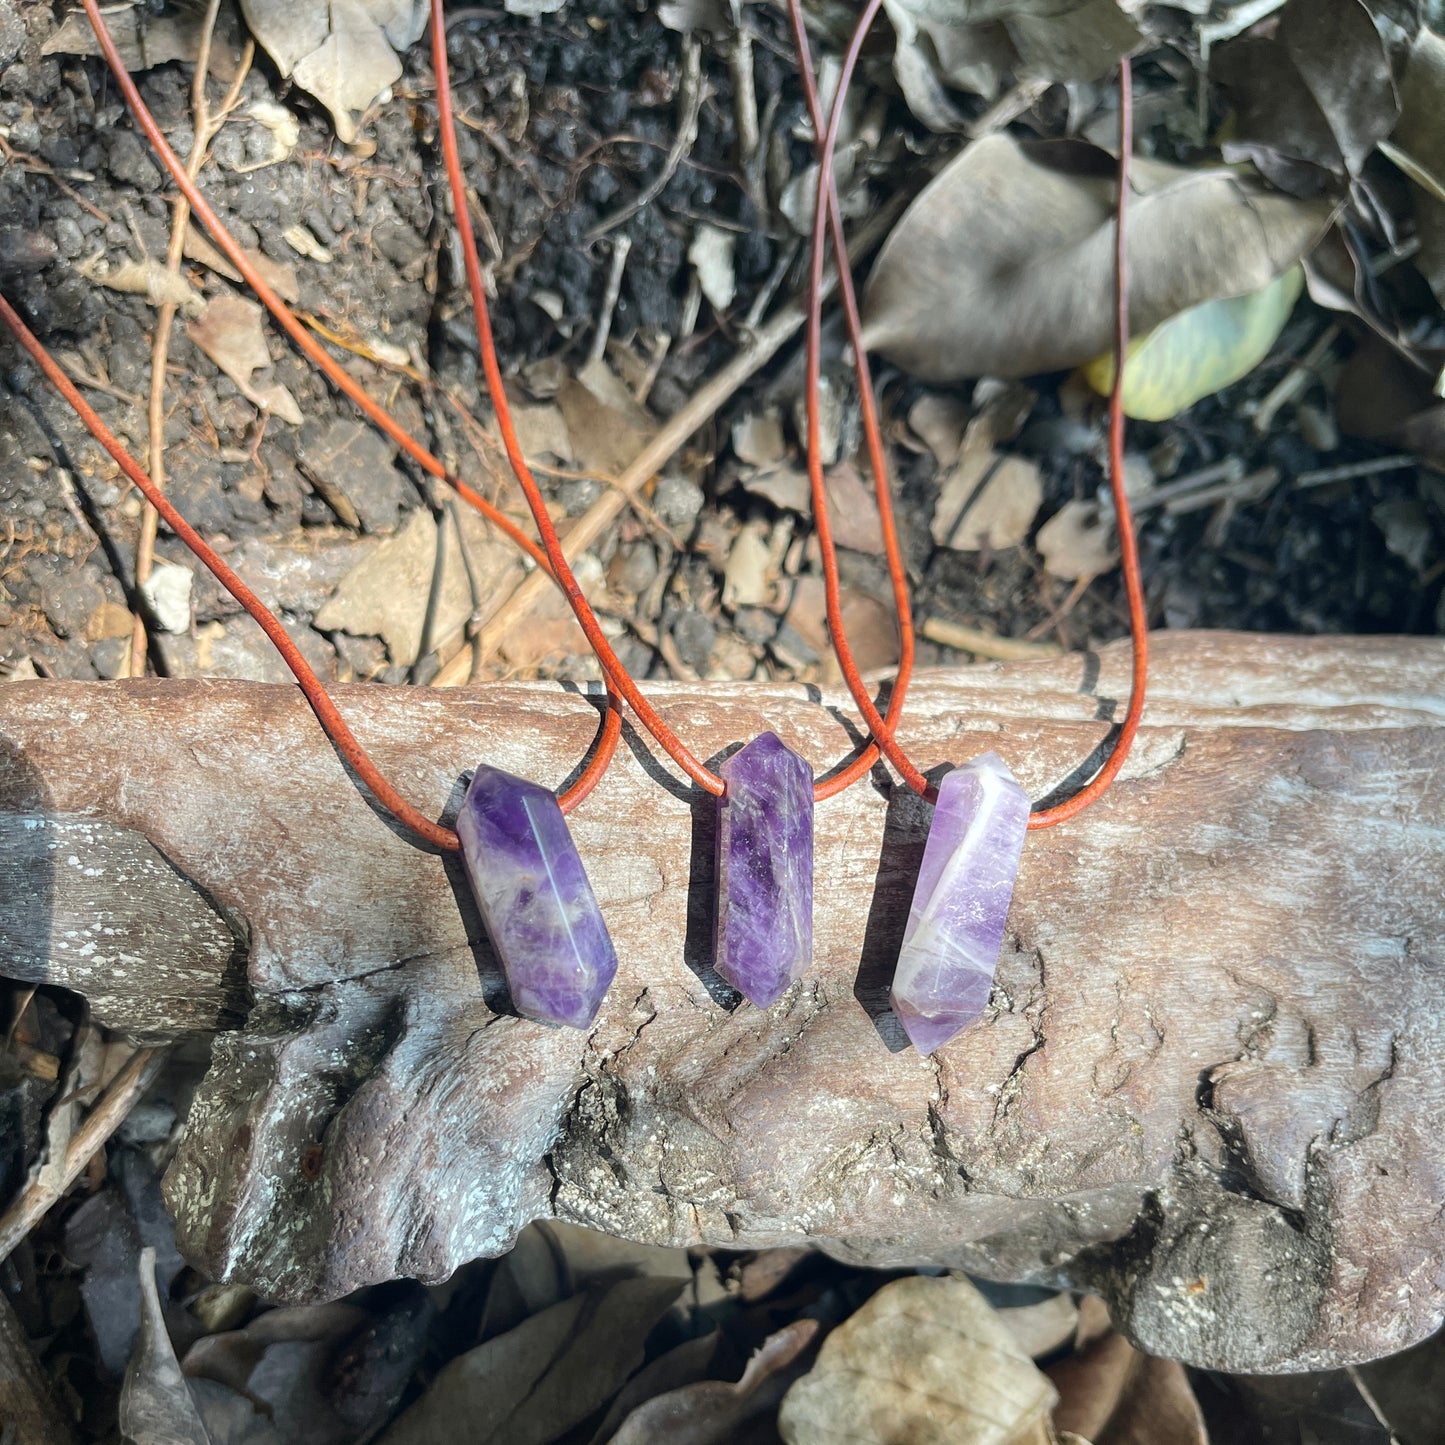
[1, 631, 1442, 1373]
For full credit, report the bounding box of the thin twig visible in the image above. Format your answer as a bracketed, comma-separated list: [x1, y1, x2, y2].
[1346, 1365, 1402, 1444]
[585, 36, 704, 243]
[432, 194, 908, 687]
[0, 135, 113, 223]
[588, 234, 631, 365]
[923, 616, 1063, 661]
[1294, 455, 1418, 489]
[129, 17, 253, 677]
[0, 1047, 164, 1262]
[55, 358, 143, 406]
[1251, 322, 1340, 436]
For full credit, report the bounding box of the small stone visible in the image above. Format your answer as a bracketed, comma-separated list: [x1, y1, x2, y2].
[298, 419, 411, 534]
[557, 476, 602, 515]
[457, 765, 618, 1029]
[715, 733, 813, 1008]
[652, 474, 704, 532]
[607, 541, 658, 596]
[672, 608, 716, 672]
[106, 131, 161, 191]
[891, 752, 1030, 1055]
[41, 570, 104, 639]
[140, 562, 194, 634]
[91, 636, 133, 680]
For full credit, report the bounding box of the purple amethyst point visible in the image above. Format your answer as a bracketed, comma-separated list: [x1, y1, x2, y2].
[715, 732, 814, 1008]
[890, 751, 1029, 1055]
[456, 764, 618, 1029]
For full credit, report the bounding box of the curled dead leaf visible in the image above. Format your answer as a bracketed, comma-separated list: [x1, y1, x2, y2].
[1213, 0, 1399, 190]
[187, 292, 303, 425]
[1048, 1305, 1208, 1445]
[607, 1319, 820, 1445]
[879, 0, 1140, 131]
[121, 1248, 211, 1445]
[861, 134, 1330, 381]
[239, 0, 426, 144]
[778, 1274, 1058, 1445]
[1334, 335, 1445, 469]
[1037, 498, 1115, 581]
[1388, 26, 1445, 309]
[81, 256, 204, 316]
[44, 1, 244, 79]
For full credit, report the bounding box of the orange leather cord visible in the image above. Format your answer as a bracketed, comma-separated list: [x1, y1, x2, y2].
[70, 0, 622, 819]
[1026, 59, 1148, 830]
[431, 0, 916, 801]
[800, 27, 1148, 826]
[783, 0, 918, 802]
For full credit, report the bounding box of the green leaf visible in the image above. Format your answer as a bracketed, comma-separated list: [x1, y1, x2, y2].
[1081, 265, 1304, 421]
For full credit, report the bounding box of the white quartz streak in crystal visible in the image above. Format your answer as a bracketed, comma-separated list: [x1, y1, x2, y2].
[890, 752, 1030, 1055]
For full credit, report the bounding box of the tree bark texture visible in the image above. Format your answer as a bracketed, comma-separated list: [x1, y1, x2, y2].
[1, 631, 1441, 1373]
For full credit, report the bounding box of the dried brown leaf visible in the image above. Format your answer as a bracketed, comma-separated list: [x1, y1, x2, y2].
[1213, 0, 1398, 188]
[824, 462, 885, 554]
[740, 464, 810, 512]
[933, 452, 1043, 551]
[84, 257, 204, 315]
[1036, 498, 1115, 580]
[908, 393, 971, 467]
[182, 227, 301, 304]
[121, 1248, 211, 1445]
[1389, 27, 1445, 307]
[44, 1, 244, 78]
[586, 1332, 724, 1445]
[239, 0, 424, 143]
[778, 1274, 1058, 1445]
[187, 293, 302, 424]
[1334, 335, 1445, 469]
[379, 1276, 685, 1445]
[182, 1302, 370, 1394]
[724, 520, 775, 609]
[189, 293, 270, 382]
[732, 410, 788, 468]
[314, 507, 523, 666]
[538, 1220, 695, 1287]
[784, 576, 900, 674]
[558, 359, 658, 478]
[879, 0, 1139, 129]
[1048, 1327, 1208, 1445]
[861, 134, 1330, 380]
[608, 1319, 821, 1445]
[291, 2, 402, 145]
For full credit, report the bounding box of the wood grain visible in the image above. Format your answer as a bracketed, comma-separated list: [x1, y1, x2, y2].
[1, 631, 1441, 1372]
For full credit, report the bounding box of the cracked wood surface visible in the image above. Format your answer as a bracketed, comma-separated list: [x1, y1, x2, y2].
[1, 630, 1442, 1371]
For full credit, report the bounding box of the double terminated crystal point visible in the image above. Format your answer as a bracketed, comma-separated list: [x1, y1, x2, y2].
[453, 741, 1018, 1048]
[715, 732, 814, 1008]
[456, 764, 618, 1029]
[891, 752, 1030, 1055]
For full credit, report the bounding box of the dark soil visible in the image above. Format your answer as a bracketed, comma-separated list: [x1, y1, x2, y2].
[2, 0, 1440, 691]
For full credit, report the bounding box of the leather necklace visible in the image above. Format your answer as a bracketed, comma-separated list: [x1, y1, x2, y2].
[1, 0, 1145, 1056]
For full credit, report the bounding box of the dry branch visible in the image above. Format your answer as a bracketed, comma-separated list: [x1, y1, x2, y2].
[1, 631, 1442, 1373]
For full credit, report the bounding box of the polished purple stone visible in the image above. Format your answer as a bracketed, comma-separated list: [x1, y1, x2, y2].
[891, 751, 1030, 1055]
[456, 764, 618, 1029]
[715, 732, 814, 1008]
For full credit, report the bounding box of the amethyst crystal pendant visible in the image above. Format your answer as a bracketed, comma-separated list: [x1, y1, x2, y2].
[714, 732, 814, 1008]
[890, 752, 1030, 1055]
[455, 764, 618, 1029]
